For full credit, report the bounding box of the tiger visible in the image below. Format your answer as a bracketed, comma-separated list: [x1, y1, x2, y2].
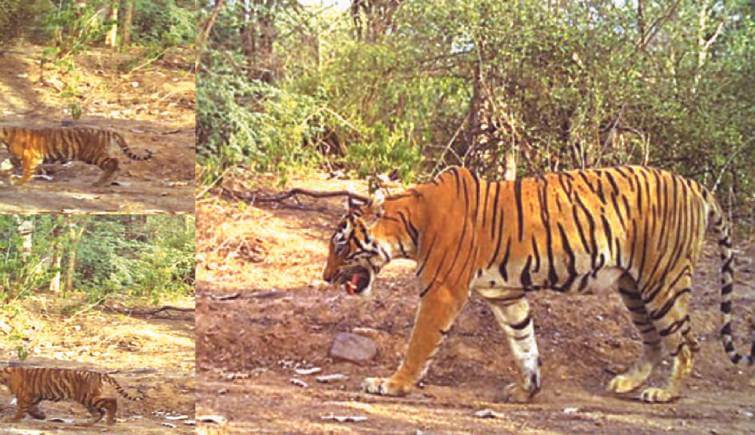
[0, 126, 153, 186]
[0, 366, 143, 425]
[323, 165, 753, 403]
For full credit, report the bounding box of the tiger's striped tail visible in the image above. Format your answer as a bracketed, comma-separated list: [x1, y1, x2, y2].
[103, 374, 144, 401]
[113, 132, 153, 161]
[709, 196, 753, 365]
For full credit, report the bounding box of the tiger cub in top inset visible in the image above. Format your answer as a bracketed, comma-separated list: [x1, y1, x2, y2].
[0, 366, 143, 425]
[0, 126, 153, 186]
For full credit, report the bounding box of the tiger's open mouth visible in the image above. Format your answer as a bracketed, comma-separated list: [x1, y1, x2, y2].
[341, 267, 371, 295]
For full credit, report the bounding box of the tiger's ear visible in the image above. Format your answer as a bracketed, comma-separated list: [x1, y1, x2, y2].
[371, 190, 385, 208]
[365, 190, 385, 222]
[346, 196, 368, 212]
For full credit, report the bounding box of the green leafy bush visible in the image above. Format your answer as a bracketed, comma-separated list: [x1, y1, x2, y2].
[133, 0, 196, 47]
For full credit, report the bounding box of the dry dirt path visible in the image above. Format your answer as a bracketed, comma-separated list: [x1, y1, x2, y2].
[196, 174, 755, 433]
[0, 43, 194, 213]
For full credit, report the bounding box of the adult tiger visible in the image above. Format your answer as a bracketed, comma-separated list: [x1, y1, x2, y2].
[0, 126, 153, 186]
[0, 366, 143, 425]
[323, 165, 752, 403]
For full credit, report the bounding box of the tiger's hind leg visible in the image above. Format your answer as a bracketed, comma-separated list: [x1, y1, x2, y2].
[85, 397, 116, 425]
[485, 292, 541, 402]
[28, 402, 46, 420]
[92, 158, 118, 187]
[639, 273, 696, 403]
[85, 406, 104, 426]
[608, 273, 662, 394]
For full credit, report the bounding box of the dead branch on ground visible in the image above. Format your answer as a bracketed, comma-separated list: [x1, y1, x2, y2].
[103, 304, 194, 317]
[221, 186, 369, 205]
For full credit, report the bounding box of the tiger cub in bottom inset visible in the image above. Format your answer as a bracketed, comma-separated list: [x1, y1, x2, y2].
[0, 126, 153, 186]
[0, 367, 143, 425]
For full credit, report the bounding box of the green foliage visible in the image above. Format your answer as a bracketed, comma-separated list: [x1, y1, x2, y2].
[0, 216, 195, 306]
[345, 121, 422, 181]
[198, 0, 754, 218]
[75, 216, 195, 303]
[197, 67, 325, 185]
[0, 216, 60, 302]
[42, 0, 110, 59]
[133, 0, 196, 47]
[0, 0, 50, 43]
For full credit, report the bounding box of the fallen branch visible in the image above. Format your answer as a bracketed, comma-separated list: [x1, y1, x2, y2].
[221, 187, 369, 205]
[104, 304, 194, 316]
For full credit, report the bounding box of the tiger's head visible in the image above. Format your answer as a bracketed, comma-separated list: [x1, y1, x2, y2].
[323, 192, 395, 297]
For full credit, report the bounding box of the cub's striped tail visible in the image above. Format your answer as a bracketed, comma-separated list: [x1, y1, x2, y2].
[102, 374, 144, 401]
[708, 195, 753, 365]
[113, 132, 153, 161]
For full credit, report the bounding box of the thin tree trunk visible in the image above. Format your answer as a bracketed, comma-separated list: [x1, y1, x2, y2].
[105, 1, 118, 48]
[16, 217, 33, 262]
[48, 223, 63, 293]
[503, 147, 517, 181]
[118, 0, 134, 49]
[64, 219, 86, 293]
[196, 0, 226, 71]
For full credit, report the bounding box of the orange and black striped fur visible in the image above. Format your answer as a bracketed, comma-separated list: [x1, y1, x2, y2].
[0, 126, 153, 186]
[323, 166, 753, 403]
[0, 367, 142, 425]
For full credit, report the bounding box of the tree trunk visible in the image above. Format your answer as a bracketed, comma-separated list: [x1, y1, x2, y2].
[118, 0, 134, 49]
[196, 0, 226, 71]
[64, 219, 87, 293]
[503, 147, 517, 181]
[16, 217, 33, 262]
[105, 1, 118, 48]
[48, 223, 64, 293]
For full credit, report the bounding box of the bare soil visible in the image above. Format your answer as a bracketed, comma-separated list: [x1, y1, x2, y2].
[0, 295, 195, 434]
[196, 173, 755, 434]
[0, 43, 194, 213]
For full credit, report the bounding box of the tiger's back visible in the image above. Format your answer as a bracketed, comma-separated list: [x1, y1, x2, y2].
[0, 366, 141, 425]
[0, 126, 153, 186]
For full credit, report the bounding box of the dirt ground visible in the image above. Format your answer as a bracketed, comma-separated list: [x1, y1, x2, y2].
[0, 294, 195, 434]
[196, 173, 755, 434]
[0, 43, 194, 213]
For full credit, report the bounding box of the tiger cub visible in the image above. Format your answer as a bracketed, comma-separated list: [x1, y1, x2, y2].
[0, 126, 153, 186]
[0, 366, 143, 425]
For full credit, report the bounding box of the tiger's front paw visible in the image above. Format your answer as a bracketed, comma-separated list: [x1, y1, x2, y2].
[639, 387, 677, 403]
[361, 377, 412, 396]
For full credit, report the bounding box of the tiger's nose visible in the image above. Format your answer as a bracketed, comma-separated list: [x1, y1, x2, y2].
[323, 268, 334, 283]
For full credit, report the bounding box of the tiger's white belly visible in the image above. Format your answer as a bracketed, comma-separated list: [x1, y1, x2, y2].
[471, 265, 625, 294]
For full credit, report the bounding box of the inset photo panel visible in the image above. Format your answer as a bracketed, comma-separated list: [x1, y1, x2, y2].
[0, 215, 195, 433]
[0, 1, 196, 213]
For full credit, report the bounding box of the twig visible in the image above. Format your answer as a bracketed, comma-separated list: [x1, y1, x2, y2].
[711, 146, 745, 193]
[104, 305, 194, 316]
[431, 118, 466, 176]
[196, 167, 231, 200]
[222, 187, 369, 205]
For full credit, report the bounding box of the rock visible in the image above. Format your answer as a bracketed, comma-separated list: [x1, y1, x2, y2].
[290, 378, 308, 388]
[329, 333, 377, 363]
[295, 367, 322, 376]
[197, 415, 227, 425]
[316, 373, 348, 383]
[474, 409, 504, 419]
[320, 413, 367, 423]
